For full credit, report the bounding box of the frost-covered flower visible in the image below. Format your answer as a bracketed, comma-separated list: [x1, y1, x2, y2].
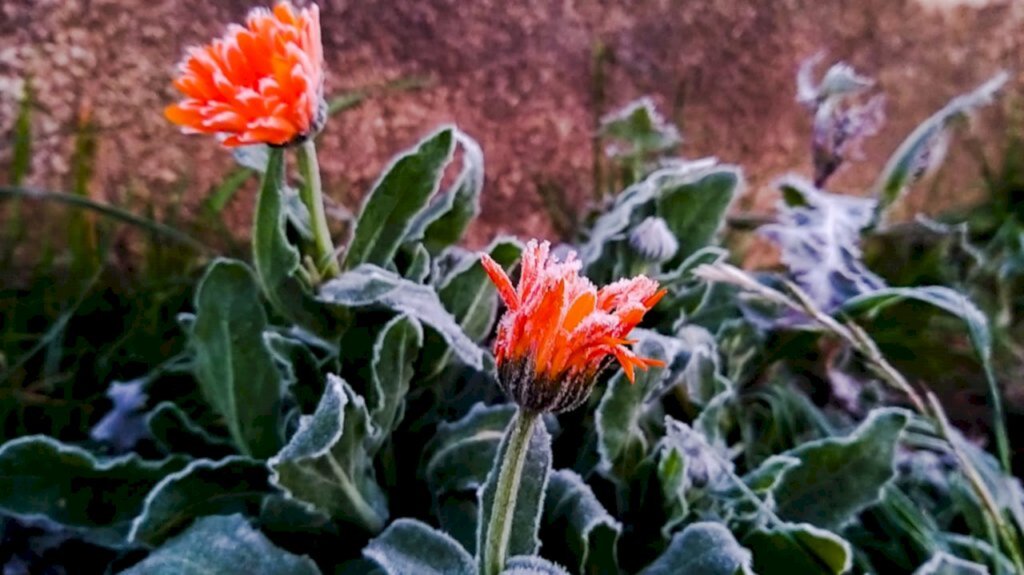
[165, 1, 325, 147]
[481, 240, 666, 413]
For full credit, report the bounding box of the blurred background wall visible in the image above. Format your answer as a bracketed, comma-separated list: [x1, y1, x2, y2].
[1, 0, 1021, 247]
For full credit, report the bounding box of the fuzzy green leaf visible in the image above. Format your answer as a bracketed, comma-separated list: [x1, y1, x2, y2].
[405, 243, 432, 283]
[187, 259, 285, 458]
[913, 553, 989, 575]
[319, 264, 483, 370]
[344, 127, 455, 269]
[145, 401, 234, 459]
[269, 374, 387, 533]
[477, 416, 552, 569]
[772, 407, 911, 530]
[656, 168, 740, 266]
[363, 518, 475, 575]
[366, 314, 424, 452]
[121, 514, 320, 575]
[501, 556, 572, 575]
[542, 469, 622, 575]
[129, 456, 271, 546]
[744, 523, 852, 575]
[640, 522, 752, 575]
[0, 435, 187, 547]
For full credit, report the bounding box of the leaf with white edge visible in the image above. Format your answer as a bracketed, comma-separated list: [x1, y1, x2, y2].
[188, 259, 285, 459]
[741, 455, 802, 494]
[658, 417, 734, 537]
[366, 314, 424, 452]
[760, 175, 884, 311]
[872, 72, 1008, 223]
[264, 331, 327, 415]
[363, 518, 475, 575]
[501, 556, 572, 575]
[599, 97, 681, 160]
[120, 514, 320, 575]
[404, 130, 485, 254]
[772, 407, 911, 531]
[477, 416, 553, 569]
[744, 523, 852, 575]
[405, 243, 432, 283]
[269, 375, 388, 533]
[344, 127, 455, 269]
[128, 456, 271, 546]
[640, 522, 752, 575]
[913, 553, 988, 575]
[251, 148, 329, 335]
[146, 401, 235, 459]
[542, 469, 621, 575]
[318, 264, 483, 370]
[656, 167, 741, 267]
[0, 435, 187, 547]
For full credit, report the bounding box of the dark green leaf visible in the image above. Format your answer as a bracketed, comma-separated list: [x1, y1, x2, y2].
[744, 523, 852, 574]
[640, 522, 752, 575]
[268, 375, 388, 533]
[120, 514, 319, 575]
[363, 518, 475, 575]
[146, 401, 235, 459]
[187, 259, 285, 458]
[128, 456, 271, 546]
[366, 314, 424, 452]
[344, 127, 455, 269]
[542, 469, 621, 575]
[656, 168, 740, 266]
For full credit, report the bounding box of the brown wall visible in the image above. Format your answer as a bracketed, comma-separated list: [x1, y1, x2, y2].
[1, 0, 1021, 248]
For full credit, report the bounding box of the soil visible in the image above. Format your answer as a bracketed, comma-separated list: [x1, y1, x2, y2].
[1, 0, 1022, 249]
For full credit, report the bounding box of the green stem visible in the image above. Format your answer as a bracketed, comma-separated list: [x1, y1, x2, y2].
[297, 139, 340, 280]
[483, 409, 540, 575]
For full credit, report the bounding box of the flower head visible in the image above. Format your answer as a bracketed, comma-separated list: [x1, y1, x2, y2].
[481, 240, 666, 413]
[165, 1, 325, 147]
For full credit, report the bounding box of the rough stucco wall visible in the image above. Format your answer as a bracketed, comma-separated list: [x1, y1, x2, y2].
[0, 0, 1022, 250]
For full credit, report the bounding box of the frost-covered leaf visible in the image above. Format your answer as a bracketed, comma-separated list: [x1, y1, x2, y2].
[268, 375, 387, 533]
[913, 553, 988, 575]
[0, 435, 187, 547]
[640, 522, 752, 575]
[145, 401, 235, 459]
[344, 127, 455, 269]
[187, 259, 285, 458]
[760, 176, 884, 311]
[655, 167, 740, 268]
[90, 379, 149, 453]
[542, 469, 622, 575]
[744, 523, 852, 575]
[129, 456, 271, 546]
[477, 415, 552, 570]
[501, 555, 572, 575]
[318, 264, 483, 370]
[658, 417, 734, 536]
[405, 243, 432, 283]
[404, 130, 485, 254]
[363, 518, 475, 575]
[600, 97, 681, 160]
[873, 72, 1007, 223]
[366, 314, 423, 452]
[772, 407, 911, 530]
[120, 514, 319, 575]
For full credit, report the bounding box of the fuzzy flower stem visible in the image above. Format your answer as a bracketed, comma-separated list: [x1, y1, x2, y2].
[482, 409, 540, 575]
[298, 139, 340, 280]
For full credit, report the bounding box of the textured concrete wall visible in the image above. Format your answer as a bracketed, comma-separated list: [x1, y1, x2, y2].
[1, 0, 1021, 247]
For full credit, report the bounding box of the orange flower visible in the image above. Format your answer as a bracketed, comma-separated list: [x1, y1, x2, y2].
[164, 1, 325, 147]
[481, 240, 667, 413]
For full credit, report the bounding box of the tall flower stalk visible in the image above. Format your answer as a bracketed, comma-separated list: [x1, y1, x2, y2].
[479, 240, 665, 574]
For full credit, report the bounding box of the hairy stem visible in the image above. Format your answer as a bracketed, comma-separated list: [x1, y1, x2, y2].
[482, 409, 540, 575]
[298, 139, 340, 280]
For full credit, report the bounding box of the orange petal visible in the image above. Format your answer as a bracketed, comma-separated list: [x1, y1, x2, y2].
[481, 254, 519, 310]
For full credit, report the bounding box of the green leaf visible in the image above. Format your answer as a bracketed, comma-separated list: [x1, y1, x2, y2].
[120, 514, 320, 575]
[363, 518, 475, 575]
[146, 401, 234, 459]
[772, 407, 911, 531]
[366, 314, 424, 452]
[319, 264, 483, 370]
[251, 147, 329, 334]
[741, 455, 801, 494]
[656, 168, 740, 266]
[404, 130, 485, 254]
[501, 556, 572, 575]
[268, 374, 388, 533]
[0, 435, 187, 547]
[913, 553, 989, 575]
[187, 259, 285, 458]
[744, 523, 852, 574]
[640, 522, 752, 575]
[128, 456, 271, 546]
[405, 243, 432, 283]
[872, 72, 1007, 223]
[344, 127, 455, 269]
[477, 416, 553, 568]
[542, 469, 622, 575]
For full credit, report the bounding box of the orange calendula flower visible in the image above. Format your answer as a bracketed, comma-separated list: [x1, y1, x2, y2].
[164, 1, 325, 147]
[481, 240, 667, 413]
